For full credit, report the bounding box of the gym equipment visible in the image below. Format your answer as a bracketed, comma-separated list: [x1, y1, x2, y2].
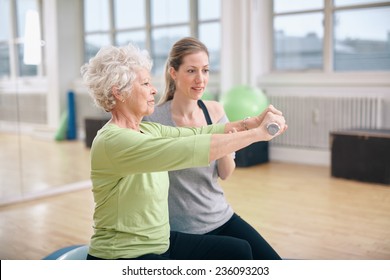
[267, 123, 280, 136]
[221, 85, 270, 167]
[57, 245, 89, 260]
[221, 85, 269, 121]
[85, 118, 110, 148]
[331, 129, 390, 185]
[67, 90, 77, 140]
[54, 111, 68, 141]
[42, 245, 88, 260]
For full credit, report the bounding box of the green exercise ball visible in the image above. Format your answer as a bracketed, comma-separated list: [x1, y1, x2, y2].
[221, 85, 269, 121]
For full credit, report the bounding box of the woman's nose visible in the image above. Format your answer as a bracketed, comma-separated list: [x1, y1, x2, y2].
[195, 72, 203, 83]
[151, 86, 157, 95]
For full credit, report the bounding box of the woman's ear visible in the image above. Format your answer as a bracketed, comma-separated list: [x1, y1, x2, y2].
[112, 86, 122, 101]
[169, 67, 176, 81]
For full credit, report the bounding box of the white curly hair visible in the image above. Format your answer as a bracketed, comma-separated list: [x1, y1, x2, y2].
[80, 44, 153, 112]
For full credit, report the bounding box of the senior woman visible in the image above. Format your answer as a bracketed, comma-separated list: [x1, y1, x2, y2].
[80, 43, 286, 260]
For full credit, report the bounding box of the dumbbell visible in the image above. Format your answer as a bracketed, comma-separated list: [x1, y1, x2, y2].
[266, 123, 280, 136]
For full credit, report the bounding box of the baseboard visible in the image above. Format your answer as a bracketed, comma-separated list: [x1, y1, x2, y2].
[270, 146, 330, 166]
[0, 180, 92, 206]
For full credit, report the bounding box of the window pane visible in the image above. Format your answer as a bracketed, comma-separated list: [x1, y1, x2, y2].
[199, 0, 220, 20]
[334, 6, 390, 71]
[0, 44, 10, 78]
[18, 45, 37, 76]
[0, 0, 10, 40]
[16, 0, 38, 37]
[151, 0, 189, 25]
[84, 34, 111, 63]
[273, 0, 323, 13]
[116, 31, 146, 49]
[115, 0, 145, 29]
[84, 0, 110, 32]
[274, 13, 323, 70]
[334, 0, 390, 7]
[151, 26, 190, 74]
[199, 22, 220, 72]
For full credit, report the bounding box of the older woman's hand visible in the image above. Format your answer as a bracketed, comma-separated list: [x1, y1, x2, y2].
[255, 109, 287, 141]
[253, 105, 283, 126]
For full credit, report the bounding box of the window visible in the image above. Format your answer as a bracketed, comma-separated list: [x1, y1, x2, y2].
[150, 0, 191, 74]
[115, 0, 146, 49]
[83, 0, 221, 75]
[273, 0, 390, 72]
[83, 0, 111, 63]
[0, 0, 11, 78]
[333, 3, 390, 71]
[274, 12, 324, 70]
[0, 0, 44, 79]
[198, 0, 221, 72]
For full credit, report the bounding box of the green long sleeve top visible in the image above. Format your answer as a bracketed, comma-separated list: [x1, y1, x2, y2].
[88, 121, 225, 259]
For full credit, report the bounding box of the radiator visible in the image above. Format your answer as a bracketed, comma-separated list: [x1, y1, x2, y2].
[268, 96, 382, 149]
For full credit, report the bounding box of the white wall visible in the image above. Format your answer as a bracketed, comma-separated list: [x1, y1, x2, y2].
[44, 0, 84, 129]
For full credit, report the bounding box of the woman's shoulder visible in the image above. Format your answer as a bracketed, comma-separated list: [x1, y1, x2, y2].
[202, 100, 226, 123]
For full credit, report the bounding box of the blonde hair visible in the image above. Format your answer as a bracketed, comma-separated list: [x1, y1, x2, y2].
[80, 44, 152, 112]
[159, 37, 209, 105]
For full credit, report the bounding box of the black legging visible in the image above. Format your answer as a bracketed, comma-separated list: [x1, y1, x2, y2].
[87, 230, 252, 260]
[206, 213, 281, 260]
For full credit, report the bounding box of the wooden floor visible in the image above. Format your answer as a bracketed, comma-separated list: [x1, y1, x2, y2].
[1, 133, 390, 260]
[0, 132, 91, 203]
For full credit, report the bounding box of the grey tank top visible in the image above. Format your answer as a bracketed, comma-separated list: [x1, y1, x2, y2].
[143, 100, 234, 234]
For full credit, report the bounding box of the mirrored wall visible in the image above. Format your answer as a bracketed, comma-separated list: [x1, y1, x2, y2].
[0, 78, 93, 205]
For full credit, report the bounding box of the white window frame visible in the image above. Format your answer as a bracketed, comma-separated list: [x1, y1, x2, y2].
[255, 0, 390, 87]
[82, 0, 221, 95]
[0, 0, 46, 93]
[82, 0, 220, 69]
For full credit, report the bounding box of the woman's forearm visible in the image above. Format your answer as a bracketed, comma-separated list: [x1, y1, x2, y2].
[224, 105, 284, 133]
[209, 130, 258, 162]
[210, 105, 287, 162]
[217, 154, 235, 180]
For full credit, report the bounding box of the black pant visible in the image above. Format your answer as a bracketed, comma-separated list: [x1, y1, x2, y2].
[87, 231, 252, 260]
[206, 213, 281, 260]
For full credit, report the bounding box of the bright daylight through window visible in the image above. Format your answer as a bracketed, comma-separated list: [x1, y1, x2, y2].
[273, 0, 390, 72]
